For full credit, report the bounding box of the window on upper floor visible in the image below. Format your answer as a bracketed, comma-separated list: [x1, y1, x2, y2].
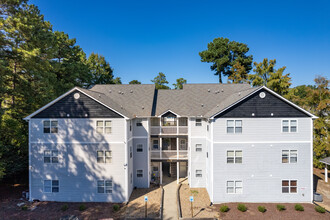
[180, 139, 187, 150]
[196, 170, 202, 177]
[226, 180, 242, 194]
[137, 144, 143, 152]
[44, 150, 58, 163]
[227, 150, 242, 163]
[130, 121, 132, 131]
[130, 146, 132, 158]
[130, 173, 133, 184]
[282, 180, 297, 193]
[152, 140, 159, 150]
[136, 119, 143, 127]
[97, 180, 112, 193]
[195, 118, 202, 126]
[44, 180, 59, 193]
[227, 120, 242, 133]
[97, 150, 112, 163]
[282, 150, 297, 163]
[195, 144, 202, 152]
[137, 170, 143, 178]
[282, 120, 297, 133]
[96, 120, 112, 134]
[43, 120, 58, 133]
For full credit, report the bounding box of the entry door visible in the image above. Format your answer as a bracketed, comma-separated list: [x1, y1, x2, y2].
[179, 162, 187, 178]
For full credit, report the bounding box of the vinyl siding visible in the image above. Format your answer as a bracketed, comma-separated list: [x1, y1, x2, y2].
[133, 138, 149, 188]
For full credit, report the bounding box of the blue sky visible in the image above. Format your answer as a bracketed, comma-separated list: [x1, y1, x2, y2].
[31, 0, 329, 87]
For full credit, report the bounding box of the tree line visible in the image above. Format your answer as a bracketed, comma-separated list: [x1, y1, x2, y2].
[0, 0, 328, 182]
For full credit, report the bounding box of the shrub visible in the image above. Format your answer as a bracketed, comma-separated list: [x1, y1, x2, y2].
[258, 206, 266, 213]
[79, 204, 87, 211]
[21, 205, 28, 211]
[237, 204, 247, 212]
[113, 204, 120, 211]
[61, 204, 68, 211]
[276, 204, 286, 211]
[295, 204, 304, 211]
[220, 205, 229, 212]
[315, 206, 326, 213]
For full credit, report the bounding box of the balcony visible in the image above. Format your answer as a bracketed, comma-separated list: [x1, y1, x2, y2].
[150, 116, 188, 135]
[150, 137, 188, 160]
[151, 150, 188, 160]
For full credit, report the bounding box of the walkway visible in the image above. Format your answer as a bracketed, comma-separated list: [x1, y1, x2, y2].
[162, 176, 178, 220]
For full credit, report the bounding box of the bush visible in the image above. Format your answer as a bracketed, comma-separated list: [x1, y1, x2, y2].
[258, 206, 266, 213]
[237, 204, 247, 212]
[79, 204, 87, 211]
[220, 205, 229, 212]
[315, 206, 326, 213]
[21, 205, 28, 211]
[113, 204, 120, 211]
[61, 204, 68, 211]
[276, 204, 286, 211]
[295, 204, 304, 211]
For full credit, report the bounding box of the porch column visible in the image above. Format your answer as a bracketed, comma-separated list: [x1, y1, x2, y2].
[160, 137, 162, 160]
[326, 165, 328, 183]
[177, 162, 179, 184]
[160, 162, 162, 185]
[177, 137, 179, 159]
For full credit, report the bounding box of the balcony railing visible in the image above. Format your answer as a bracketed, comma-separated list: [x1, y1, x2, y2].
[150, 150, 188, 160]
[150, 126, 188, 135]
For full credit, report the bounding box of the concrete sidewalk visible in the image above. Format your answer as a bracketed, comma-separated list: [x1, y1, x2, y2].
[162, 177, 178, 220]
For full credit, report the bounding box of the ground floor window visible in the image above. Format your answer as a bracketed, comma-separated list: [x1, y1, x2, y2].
[44, 180, 59, 193]
[97, 180, 113, 193]
[196, 170, 202, 177]
[282, 180, 297, 193]
[137, 170, 143, 178]
[226, 180, 242, 194]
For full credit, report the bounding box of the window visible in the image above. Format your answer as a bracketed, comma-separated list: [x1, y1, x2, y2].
[137, 144, 143, 152]
[97, 150, 112, 163]
[43, 120, 58, 133]
[226, 181, 242, 194]
[136, 119, 142, 127]
[137, 170, 143, 178]
[227, 120, 242, 133]
[282, 120, 297, 133]
[44, 180, 59, 193]
[195, 118, 202, 126]
[130, 121, 132, 131]
[179, 117, 188, 126]
[130, 146, 132, 158]
[152, 140, 159, 150]
[227, 150, 242, 163]
[97, 180, 112, 193]
[196, 170, 202, 177]
[282, 150, 297, 163]
[96, 120, 112, 134]
[195, 144, 202, 152]
[180, 139, 187, 150]
[282, 180, 297, 193]
[207, 125, 209, 131]
[130, 173, 133, 184]
[44, 150, 59, 163]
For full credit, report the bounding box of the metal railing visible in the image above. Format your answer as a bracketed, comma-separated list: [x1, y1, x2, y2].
[150, 126, 188, 135]
[150, 150, 188, 160]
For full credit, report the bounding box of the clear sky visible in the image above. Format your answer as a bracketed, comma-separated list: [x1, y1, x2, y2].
[31, 0, 330, 87]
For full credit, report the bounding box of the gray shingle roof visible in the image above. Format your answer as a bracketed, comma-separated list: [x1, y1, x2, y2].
[320, 157, 330, 165]
[85, 83, 260, 118]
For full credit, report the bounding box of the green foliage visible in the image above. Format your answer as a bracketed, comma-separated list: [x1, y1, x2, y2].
[129, 80, 141, 84]
[220, 205, 229, 212]
[237, 204, 247, 212]
[61, 204, 68, 211]
[199, 37, 253, 83]
[258, 206, 266, 213]
[113, 204, 120, 211]
[21, 205, 28, 211]
[79, 204, 86, 211]
[227, 61, 249, 84]
[276, 204, 286, 211]
[249, 58, 291, 95]
[113, 77, 122, 84]
[294, 204, 304, 211]
[173, 78, 187, 89]
[315, 206, 326, 213]
[151, 72, 170, 89]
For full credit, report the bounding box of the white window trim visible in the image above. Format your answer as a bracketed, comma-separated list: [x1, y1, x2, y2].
[43, 119, 58, 134]
[195, 169, 202, 178]
[281, 179, 298, 194]
[44, 150, 59, 164]
[136, 119, 143, 127]
[226, 150, 243, 164]
[281, 119, 298, 133]
[195, 144, 202, 152]
[43, 179, 59, 193]
[226, 180, 243, 194]
[226, 120, 242, 134]
[97, 179, 113, 194]
[136, 169, 143, 178]
[136, 144, 143, 152]
[97, 150, 112, 163]
[130, 146, 133, 158]
[195, 118, 202, 126]
[281, 149, 298, 164]
[96, 120, 112, 134]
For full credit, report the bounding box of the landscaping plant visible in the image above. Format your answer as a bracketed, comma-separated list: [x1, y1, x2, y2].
[21, 205, 28, 211]
[237, 204, 247, 212]
[295, 204, 304, 211]
[79, 204, 87, 211]
[220, 205, 229, 212]
[258, 206, 266, 213]
[276, 204, 286, 211]
[315, 206, 326, 213]
[61, 204, 69, 211]
[113, 204, 120, 211]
